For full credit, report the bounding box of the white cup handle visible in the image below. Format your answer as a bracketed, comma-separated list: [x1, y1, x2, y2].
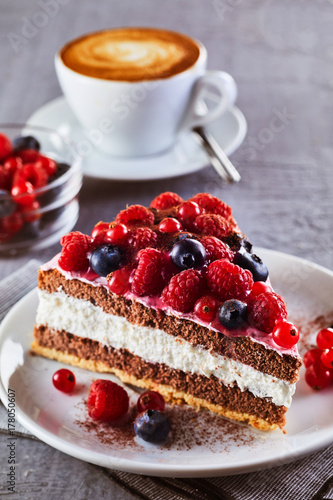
[181, 71, 237, 130]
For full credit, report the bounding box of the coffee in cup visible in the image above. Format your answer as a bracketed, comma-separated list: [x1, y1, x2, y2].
[55, 28, 237, 157]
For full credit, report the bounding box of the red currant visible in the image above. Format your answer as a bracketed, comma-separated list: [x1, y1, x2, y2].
[91, 222, 110, 245]
[194, 295, 218, 322]
[52, 368, 76, 393]
[305, 364, 332, 391]
[248, 281, 272, 298]
[4, 157, 22, 176]
[11, 181, 35, 206]
[272, 320, 299, 348]
[20, 200, 41, 223]
[316, 328, 333, 350]
[158, 218, 182, 233]
[36, 155, 57, 176]
[16, 149, 39, 163]
[303, 348, 322, 368]
[0, 167, 10, 190]
[137, 390, 165, 413]
[177, 201, 202, 230]
[108, 267, 131, 295]
[321, 348, 333, 369]
[105, 224, 129, 245]
[0, 212, 23, 241]
[0, 133, 13, 161]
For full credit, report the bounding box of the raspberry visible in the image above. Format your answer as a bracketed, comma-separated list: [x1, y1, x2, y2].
[87, 379, 129, 422]
[14, 162, 49, 189]
[116, 204, 154, 226]
[20, 200, 41, 223]
[195, 214, 232, 239]
[36, 155, 57, 176]
[201, 236, 233, 262]
[11, 180, 35, 207]
[150, 191, 183, 210]
[131, 248, 166, 296]
[190, 193, 232, 219]
[0, 133, 13, 161]
[247, 292, 287, 334]
[0, 167, 10, 190]
[161, 269, 205, 313]
[58, 231, 91, 272]
[128, 227, 157, 251]
[4, 157, 22, 177]
[206, 260, 253, 301]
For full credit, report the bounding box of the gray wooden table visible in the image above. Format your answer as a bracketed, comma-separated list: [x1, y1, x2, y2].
[1, 1, 333, 498]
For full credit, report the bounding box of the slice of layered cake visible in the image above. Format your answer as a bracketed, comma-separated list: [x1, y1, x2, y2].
[32, 192, 302, 431]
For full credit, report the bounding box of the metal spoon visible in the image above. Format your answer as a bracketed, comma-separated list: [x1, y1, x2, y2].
[193, 125, 241, 183]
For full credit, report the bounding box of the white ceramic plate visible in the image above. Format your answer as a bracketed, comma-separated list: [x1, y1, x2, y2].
[27, 96, 247, 181]
[1, 248, 333, 477]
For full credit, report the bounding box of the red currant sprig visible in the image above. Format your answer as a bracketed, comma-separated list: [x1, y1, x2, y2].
[303, 326, 333, 391]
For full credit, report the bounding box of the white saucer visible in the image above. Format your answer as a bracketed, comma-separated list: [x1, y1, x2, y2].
[27, 96, 247, 181]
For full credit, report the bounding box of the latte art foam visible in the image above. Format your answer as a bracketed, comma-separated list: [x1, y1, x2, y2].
[60, 28, 200, 81]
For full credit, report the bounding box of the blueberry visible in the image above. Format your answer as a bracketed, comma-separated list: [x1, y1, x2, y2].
[13, 135, 40, 152]
[234, 252, 268, 282]
[0, 190, 16, 218]
[89, 244, 122, 277]
[225, 232, 252, 253]
[218, 300, 247, 329]
[134, 409, 171, 443]
[170, 238, 206, 270]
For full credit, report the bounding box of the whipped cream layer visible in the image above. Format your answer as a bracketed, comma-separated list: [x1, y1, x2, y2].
[41, 255, 299, 358]
[36, 289, 296, 407]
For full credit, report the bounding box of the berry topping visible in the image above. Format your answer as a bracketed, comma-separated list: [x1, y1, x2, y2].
[195, 214, 232, 239]
[12, 135, 40, 152]
[89, 244, 123, 277]
[137, 390, 165, 413]
[218, 299, 247, 329]
[305, 364, 333, 391]
[248, 281, 272, 298]
[272, 320, 299, 348]
[206, 260, 253, 301]
[177, 201, 202, 230]
[233, 252, 269, 282]
[158, 218, 182, 233]
[303, 348, 322, 368]
[161, 269, 205, 313]
[52, 369, 76, 393]
[134, 409, 171, 443]
[35, 155, 57, 176]
[150, 191, 183, 210]
[131, 248, 166, 296]
[321, 348, 333, 369]
[0, 190, 16, 218]
[247, 292, 287, 334]
[108, 266, 132, 295]
[194, 295, 218, 322]
[170, 238, 206, 270]
[116, 204, 154, 226]
[87, 379, 129, 422]
[189, 193, 232, 219]
[316, 328, 333, 350]
[201, 236, 234, 262]
[11, 180, 35, 207]
[105, 223, 129, 246]
[128, 227, 157, 250]
[0, 133, 13, 161]
[58, 231, 91, 272]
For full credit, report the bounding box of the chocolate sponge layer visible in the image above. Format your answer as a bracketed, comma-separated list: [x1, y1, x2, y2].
[33, 325, 287, 427]
[38, 269, 301, 382]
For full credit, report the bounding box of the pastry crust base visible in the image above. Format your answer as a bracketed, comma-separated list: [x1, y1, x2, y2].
[31, 340, 279, 431]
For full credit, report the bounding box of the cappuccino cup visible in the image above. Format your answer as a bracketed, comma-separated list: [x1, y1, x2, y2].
[55, 28, 237, 157]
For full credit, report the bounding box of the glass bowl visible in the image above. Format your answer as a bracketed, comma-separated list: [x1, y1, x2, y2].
[0, 124, 82, 254]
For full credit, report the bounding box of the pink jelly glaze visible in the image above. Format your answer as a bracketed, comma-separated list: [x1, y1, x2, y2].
[41, 254, 300, 358]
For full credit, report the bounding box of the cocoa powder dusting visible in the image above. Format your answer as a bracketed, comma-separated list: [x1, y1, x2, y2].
[74, 399, 256, 453]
